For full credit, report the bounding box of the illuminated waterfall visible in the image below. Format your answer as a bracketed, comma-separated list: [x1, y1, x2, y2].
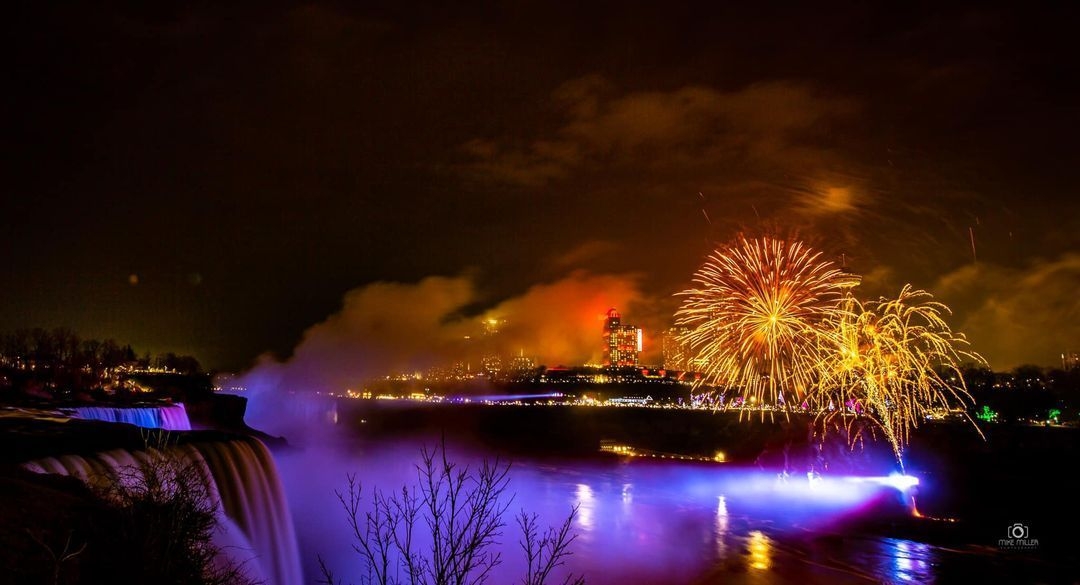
[23, 436, 302, 585]
[72, 403, 193, 430]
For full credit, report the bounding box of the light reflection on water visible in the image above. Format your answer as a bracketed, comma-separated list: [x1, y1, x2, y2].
[747, 530, 772, 571]
[499, 458, 906, 584]
[575, 483, 595, 532]
[715, 495, 728, 559]
[888, 539, 933, 583]
[277, 439, 974, 585]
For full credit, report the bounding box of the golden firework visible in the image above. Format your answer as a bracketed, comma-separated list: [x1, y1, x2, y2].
[813, 285, 983, 464]
[675, 236, 851, 407]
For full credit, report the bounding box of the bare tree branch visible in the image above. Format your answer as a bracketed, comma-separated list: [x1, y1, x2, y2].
[326, 441, 583, 585]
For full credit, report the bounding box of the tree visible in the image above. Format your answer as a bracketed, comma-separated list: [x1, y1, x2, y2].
[87, 433, 256, 585]
[319, 443, 583, 585]
[1012, 364, 1045, 390]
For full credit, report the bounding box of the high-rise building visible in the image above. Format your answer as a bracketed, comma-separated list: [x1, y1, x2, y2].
[508, 349, 535, 375]
[662, 327, 689, 371]
[481, 354, 502, 376]
[603, 308, 641, 367]
[661, 326, 710, 373]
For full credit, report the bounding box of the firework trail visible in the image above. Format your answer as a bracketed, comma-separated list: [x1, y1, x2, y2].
[813, 285, 984, 465]
[675, 236, 852, 407]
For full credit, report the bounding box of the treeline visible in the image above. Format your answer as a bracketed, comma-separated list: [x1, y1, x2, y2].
[0, 328, 202, 399]
[961, 364, 1080, 423]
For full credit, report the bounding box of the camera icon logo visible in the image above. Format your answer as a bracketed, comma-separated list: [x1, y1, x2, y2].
[1008, 523, 1029, 539]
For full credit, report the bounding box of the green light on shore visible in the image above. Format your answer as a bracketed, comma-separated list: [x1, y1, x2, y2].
[976, 405, 998, 422]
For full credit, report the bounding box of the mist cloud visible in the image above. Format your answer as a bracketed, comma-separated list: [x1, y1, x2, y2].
[238, 271, 655, 396]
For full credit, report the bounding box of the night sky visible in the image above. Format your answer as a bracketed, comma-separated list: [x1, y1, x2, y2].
[6, 3, 1079, 374]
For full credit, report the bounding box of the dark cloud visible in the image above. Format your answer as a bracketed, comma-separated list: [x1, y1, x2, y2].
[549, 240, 621, 271]
[464, 78, 861, 204]
[934, 254, 1080, 370]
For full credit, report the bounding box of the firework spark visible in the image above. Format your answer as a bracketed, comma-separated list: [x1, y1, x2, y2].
[813, 285, 983, 465]
[675, 236, 853, 406]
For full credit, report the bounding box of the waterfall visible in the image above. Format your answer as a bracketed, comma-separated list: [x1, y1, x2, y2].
[23, 436, 302, 585]
[72, 403, 193, 430]
[184, 439, 302, 585]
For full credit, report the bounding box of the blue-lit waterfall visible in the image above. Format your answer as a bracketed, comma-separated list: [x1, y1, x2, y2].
[72, 403, 192, 430]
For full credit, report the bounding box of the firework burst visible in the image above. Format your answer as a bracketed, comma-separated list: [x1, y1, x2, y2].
[676, 236, 852, 407]
[813, 285, 984, 465]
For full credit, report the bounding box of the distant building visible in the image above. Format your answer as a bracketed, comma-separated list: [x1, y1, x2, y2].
[603, 308, 641, 367]
[662, 327, 689, 371]
[1063, 351, 1080, 371]
[661, 326, 708, 373]
[838, 269, 862, 290]
[482, 318, 505, 336]
[481, 354, 502, 376]
[509, 349, 535, 372]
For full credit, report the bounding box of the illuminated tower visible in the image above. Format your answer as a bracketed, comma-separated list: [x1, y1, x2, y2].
[603, 308, 641, 367]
